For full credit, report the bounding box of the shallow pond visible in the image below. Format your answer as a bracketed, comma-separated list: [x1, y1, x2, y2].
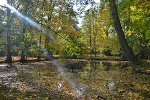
[0, 60, 150, 99]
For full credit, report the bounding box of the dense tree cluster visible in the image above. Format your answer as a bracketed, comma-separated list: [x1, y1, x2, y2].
[0, 0, 149, 65]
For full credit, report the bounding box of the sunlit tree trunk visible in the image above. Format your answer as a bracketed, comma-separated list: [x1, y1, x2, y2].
[109, 0, 139, 71]
[6, 0, 12, 63]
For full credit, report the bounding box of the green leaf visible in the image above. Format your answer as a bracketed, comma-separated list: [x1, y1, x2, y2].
[148, 40, 150, 45]
[147, 22, 150, 26]
[145, 31, 150, 40]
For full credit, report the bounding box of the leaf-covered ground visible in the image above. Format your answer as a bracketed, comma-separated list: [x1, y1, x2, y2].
[0, 58, 150, 100]
[0, 84, 52, 100]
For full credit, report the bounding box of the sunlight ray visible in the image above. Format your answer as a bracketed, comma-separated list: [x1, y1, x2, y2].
[5, 3, 83, 97]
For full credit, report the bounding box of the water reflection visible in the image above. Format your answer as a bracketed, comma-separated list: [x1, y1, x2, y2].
[64, 61, 119, 97]
[57, 82, 62, 89]
[0, 60, 149, 99]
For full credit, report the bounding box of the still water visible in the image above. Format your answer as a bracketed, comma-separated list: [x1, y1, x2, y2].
[0, 60, 149, 99]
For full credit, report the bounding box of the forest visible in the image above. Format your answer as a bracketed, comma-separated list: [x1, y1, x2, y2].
[0, 0, 150, 99]
[0, 0, 150, 64]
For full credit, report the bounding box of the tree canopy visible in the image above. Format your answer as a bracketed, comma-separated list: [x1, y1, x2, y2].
[0, 0, 149, 68]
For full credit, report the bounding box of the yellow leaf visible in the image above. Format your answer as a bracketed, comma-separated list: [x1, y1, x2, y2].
[33, 94, 36, 96]
[44, 97, 49, 100]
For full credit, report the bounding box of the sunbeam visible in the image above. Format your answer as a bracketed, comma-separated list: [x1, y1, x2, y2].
[5, 3, 54, 39]
[36, 40, 83, 96]
[5, 3, 83, 97]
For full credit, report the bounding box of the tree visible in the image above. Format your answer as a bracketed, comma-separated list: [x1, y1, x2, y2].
[6, 0, 12, 63]
[17, 0, 39, 61]
[109, 0, 139, 70]
[96, 1, 114, 56]
[57, 1, 84, 58]
[20, 0, 28, 62]
[0, 9, 5, 35]
[117, 0, 150, 59]
[0, 9, 6, 56]
[83, 9, 93, 59]
[82, 2, 117, 58]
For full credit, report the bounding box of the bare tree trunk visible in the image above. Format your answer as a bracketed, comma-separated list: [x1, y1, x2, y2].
[6, 0, 12, 63]
[109, 0, 139, 71]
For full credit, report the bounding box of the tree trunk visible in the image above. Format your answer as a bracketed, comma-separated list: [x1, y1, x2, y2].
[20, 50, 26, 62]
[6, 0, 12, 63]
[37, 0, 45, 60]
[93, 13, 96, 58]
[20, 2, 28, 63]
[20, 24, 26, 62]
[89, 12, 92, 60]
[90, 33, 92, 60]
[37, 35, 42, 60]
[109, 0, 139, 71]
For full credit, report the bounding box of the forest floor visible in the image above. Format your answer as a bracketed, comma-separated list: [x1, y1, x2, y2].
[0, 55, 124, 62]
[0, 56, 150, 100]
